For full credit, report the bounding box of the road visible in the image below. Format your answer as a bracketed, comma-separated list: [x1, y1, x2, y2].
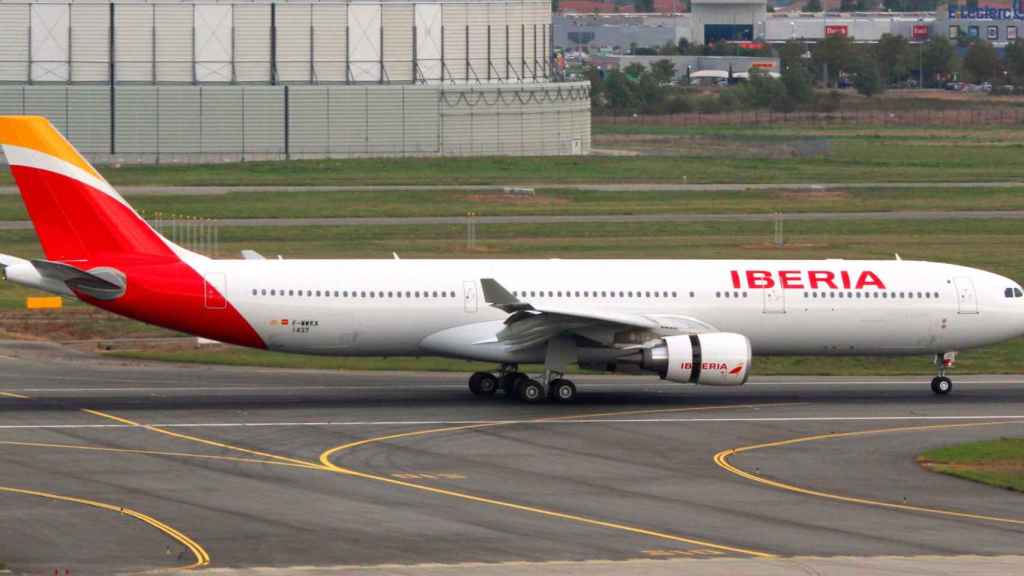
[0, 342, 1021, 575]
[1, 210, 1022, 231]
[2, 181, 1023, 196]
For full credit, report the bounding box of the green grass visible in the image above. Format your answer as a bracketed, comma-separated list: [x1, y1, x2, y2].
[3, 138, 1023, 187]
[0, 185, 1022, 221]
[918, 438, 1024, 493]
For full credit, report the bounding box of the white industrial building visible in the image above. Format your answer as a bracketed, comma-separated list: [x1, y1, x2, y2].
[0, 0, 591, 163]
[555, 6, 937, 49]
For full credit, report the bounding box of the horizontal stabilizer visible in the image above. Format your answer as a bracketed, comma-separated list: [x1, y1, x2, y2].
[30, 259, 126, 300]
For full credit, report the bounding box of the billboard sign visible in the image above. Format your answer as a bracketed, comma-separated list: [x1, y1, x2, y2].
[912, 24, 929, 40]
[825, 25, 848, 37]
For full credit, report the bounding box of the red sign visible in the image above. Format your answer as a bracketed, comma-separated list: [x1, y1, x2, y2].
[750, 62, 774, 69]
[729, 270, 887, 290]
[825, 25, 849, 37]
[912, 24, 929, 41]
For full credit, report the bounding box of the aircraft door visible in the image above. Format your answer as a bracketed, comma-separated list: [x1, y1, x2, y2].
[762, 286, 785, 314]
[954, 277, 978, 314]
[463, 280, 478, 313]
[204, 273, 227, 310]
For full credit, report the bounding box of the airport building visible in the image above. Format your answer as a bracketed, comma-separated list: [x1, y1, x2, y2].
[0, 0, 591, 164]
[556, 10, 938, 50]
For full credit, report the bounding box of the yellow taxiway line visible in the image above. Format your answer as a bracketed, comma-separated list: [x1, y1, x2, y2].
[83, 402, 793, 559]
[714, 420, 1024, 526]
[317, 404, 795, 559]
[0, 485, 209, 569]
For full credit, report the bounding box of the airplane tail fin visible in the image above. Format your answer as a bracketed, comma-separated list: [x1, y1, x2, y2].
[0, 116, 185, 265]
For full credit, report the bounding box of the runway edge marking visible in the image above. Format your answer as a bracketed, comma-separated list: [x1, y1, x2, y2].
[0, 485, 210, 569]
[714, 421, 1024, 526]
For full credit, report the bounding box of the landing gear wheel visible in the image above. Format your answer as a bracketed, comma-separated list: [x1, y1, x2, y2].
[931, 376, 953, 395]
[519, 379, 545, 403]
[499, 372, 525, 398]
[548, 379, 577, 403]
[468, 372, 498, 396]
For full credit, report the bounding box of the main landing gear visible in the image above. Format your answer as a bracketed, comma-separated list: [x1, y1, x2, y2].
[930, 352, 956, 396]
[467, 365, 578, 403]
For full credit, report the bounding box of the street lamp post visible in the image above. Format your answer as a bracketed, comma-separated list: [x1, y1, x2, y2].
[918, 18, 925, 88]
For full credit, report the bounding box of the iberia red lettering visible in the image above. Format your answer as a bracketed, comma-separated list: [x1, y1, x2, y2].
[855, 271, 886, 289]
[731, 269, 885, 290]
[779, 270, 803, 289]
[808, 270, 837, 289]
[746, 270, 775, 289]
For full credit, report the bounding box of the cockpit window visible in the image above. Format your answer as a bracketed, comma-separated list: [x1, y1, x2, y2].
[1006, 287, 1023, 298]
[1017, 288, 1024, 298]
[1006, 288, 1014, 298]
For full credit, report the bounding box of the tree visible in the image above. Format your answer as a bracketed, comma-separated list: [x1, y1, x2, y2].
[782, 64, 815, 105]
[963, 40, 1001, 82]
[921, 37, 959, 84]
[874, 34, 911, 86]
[852, 60, 883, 96]
[777, 40, 809, 76]
[602, 70, 639, 114]
[804, 0, 823, 11]
[650, 59, 677, 84]
[840, 0, 857, 11]
[623, 62, 647, 80]
[552, 0, 560, 12]
[1005, 39, 1024, 84]
[634, 0, 655, 11]
[812, 35, 856, 86]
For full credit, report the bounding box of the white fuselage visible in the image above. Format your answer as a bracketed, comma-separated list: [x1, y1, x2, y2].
[202, 258, 1024, 363]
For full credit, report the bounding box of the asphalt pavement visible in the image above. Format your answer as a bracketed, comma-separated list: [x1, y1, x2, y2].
[0, 341, 1021, 575]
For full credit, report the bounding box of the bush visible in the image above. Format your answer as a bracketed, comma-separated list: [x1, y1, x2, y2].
[696, 96, 722, 114]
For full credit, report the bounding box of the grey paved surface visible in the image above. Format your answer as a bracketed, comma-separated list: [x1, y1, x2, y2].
[2, 210, 1023, 231]
[0, 341, 1022, 575]
[2, 181, 1024, 196]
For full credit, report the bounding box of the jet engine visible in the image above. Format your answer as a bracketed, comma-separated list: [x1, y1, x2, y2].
[641, 333, 751, 386]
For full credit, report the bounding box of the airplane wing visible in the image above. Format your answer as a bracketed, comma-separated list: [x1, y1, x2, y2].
[479, 278, 715, 351]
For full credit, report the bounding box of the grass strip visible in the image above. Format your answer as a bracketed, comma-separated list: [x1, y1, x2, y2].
[918, 438, 1024, 493]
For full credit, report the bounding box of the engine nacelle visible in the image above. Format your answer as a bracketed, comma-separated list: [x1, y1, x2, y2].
[642, 333, 751, 386]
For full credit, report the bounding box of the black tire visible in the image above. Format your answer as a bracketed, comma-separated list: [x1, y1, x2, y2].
[931, 376, 952, 395]
[498, 372, 523, 398]
[468, 372, 488, 396]
[549, 379, 577, 403]
[477, 373, 498, 396]
[519, 379, 545, 403]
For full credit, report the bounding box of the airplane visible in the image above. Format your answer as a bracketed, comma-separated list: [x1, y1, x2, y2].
[1, 115, 1022, 403]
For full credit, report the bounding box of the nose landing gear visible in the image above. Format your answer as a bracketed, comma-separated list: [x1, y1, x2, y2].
[930, 352, 957, 395]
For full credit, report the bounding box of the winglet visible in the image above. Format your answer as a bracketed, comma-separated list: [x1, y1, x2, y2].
[480, 278, 532, 312]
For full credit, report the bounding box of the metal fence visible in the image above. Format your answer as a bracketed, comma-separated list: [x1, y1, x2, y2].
[0, 82, 591, 163]
[0, 0, 552, 86]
